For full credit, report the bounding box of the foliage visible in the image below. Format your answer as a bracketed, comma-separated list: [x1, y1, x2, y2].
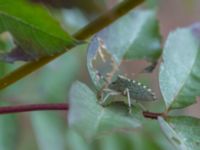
[0, 0, 200, 150]
[0, 0, 78, 62]
[160, 25, 200, 109]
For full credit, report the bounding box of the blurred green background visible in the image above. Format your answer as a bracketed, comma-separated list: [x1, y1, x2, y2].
[0, 0, 200, 149]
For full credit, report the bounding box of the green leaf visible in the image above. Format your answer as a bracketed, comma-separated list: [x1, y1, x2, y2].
[159, 24, 200, 109]
[123, 10, 161, 61]
[30, 112, 66, 150]
[87, 9, 161, 88]
[158, 116, 200, 150]
[0, 102, 19, 150]
[68, 81, 141, 140]
[0, 0, 78, 62]
[96, 132, 134, 150]
[97, 132, 163, 150]
[66, 129, 90, 150]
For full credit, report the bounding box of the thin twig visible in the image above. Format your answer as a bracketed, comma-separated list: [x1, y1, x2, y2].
[0, 103, 69, 115]
[142, 111, 166, 120]
[0, 102, 168, 120]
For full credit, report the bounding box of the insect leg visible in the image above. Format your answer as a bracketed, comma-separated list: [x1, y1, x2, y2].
[100, 89, 120, 106]
[125, 88, 132, 114]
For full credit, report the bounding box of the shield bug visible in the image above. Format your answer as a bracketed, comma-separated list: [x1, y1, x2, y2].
[90, 37, 157, 113]
[99, 75, 157, 113]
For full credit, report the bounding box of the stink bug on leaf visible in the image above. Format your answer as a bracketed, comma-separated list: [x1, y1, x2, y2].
[99, 75, 157, 113]
[91, 37, 157, 113]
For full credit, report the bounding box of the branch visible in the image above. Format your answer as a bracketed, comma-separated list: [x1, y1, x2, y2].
[143, 111, 166, 120]
[0, 102, 168, 120]
[0, 103, 68, 115]
[0, 0, 144, 90]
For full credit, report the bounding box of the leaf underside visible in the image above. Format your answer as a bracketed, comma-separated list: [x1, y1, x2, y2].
[87, 9, 161, 89]
[159, 116, 200, 150]
[159, 23, 200, 109]
[68, 81, 141, 140]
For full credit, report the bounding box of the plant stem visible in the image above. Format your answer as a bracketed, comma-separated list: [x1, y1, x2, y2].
[0, 103, 167, 119]
[0, 103, 68, 115]
[0, 0, 144, 90]
[142, 111, 165, 119]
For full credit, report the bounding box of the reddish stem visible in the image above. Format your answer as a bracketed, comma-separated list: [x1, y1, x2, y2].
[0, 103, 69, 115]
[142, 111, 164, 119]
[0, 103, 166, 120]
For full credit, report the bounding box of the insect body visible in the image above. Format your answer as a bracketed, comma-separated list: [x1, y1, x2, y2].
[100, 75, 157, 113]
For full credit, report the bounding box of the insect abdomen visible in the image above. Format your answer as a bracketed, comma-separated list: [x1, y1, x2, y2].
[128, 80, 156, 101]
[108, 75, 157, 102]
